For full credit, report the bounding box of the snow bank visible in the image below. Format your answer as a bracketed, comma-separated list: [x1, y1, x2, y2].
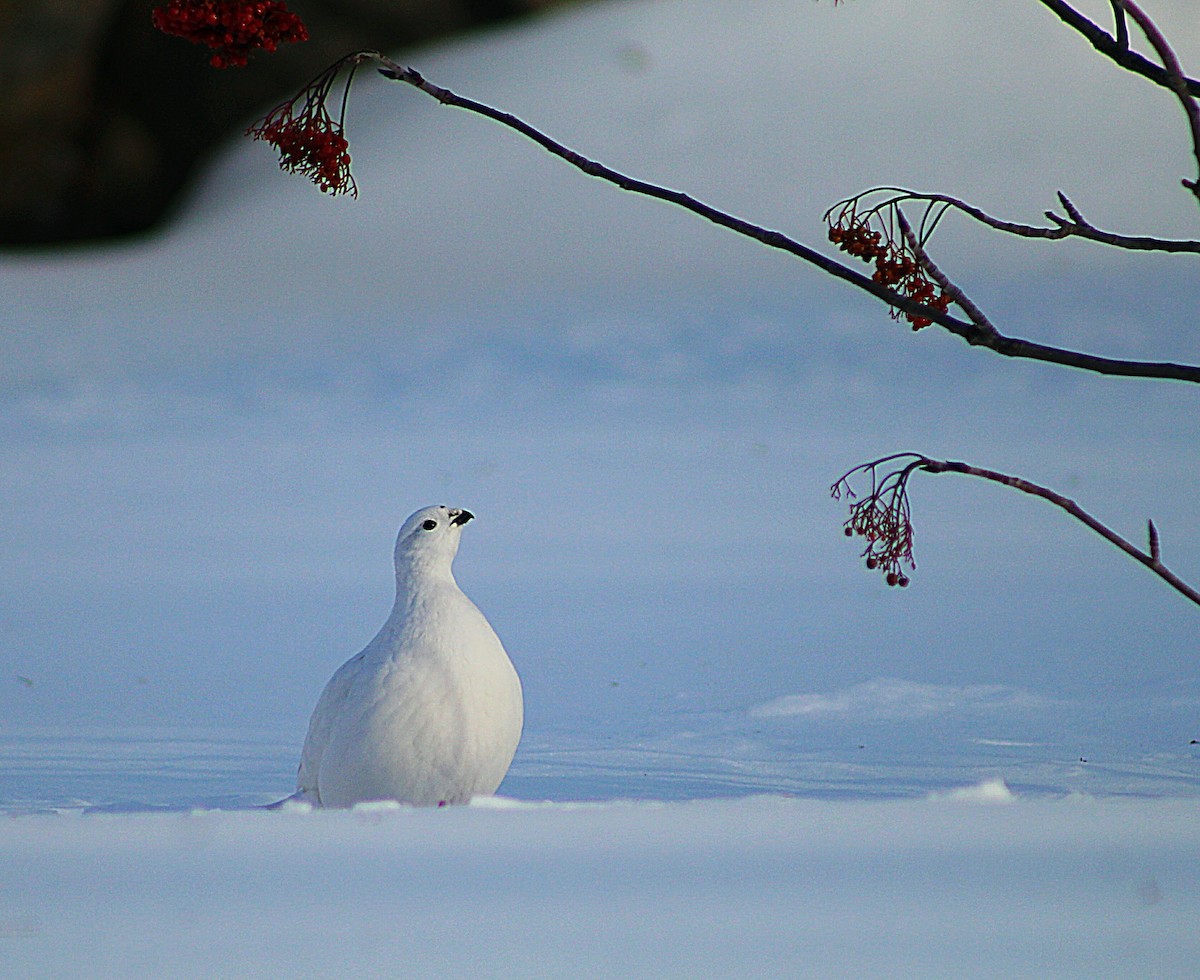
[1, 795, 1197, 978]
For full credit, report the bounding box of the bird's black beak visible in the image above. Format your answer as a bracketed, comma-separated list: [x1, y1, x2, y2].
[450, 509, 474, 527]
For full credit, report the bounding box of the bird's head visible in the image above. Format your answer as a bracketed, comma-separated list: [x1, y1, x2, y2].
[393, 505, 475, 585]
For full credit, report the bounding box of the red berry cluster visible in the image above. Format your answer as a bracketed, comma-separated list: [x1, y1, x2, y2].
[833, 465, 917, 589]
[827, 218, 953, 330]
[842, 511, 913, 587]
[152, 1, 308, 68]
[249, 109, 356, 196]
[246, 56, 366, 195]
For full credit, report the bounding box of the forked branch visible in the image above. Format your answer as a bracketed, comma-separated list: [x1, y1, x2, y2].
[1036, 0, 1200, 97]
[1119, 0, 1200, 203]
[1039, 0, 1200, 204]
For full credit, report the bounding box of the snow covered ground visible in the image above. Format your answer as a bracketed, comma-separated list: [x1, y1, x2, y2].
[3, 796, 1198, 978]
[1, 0, 1198, 974]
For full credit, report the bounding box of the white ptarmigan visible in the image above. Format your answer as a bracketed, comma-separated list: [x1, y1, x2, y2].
[293, 506, 523, 807]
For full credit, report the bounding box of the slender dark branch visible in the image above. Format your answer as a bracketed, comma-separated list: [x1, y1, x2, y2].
[1121, 0, 1200, 204]
[1035, 0, 1200, 97]
[373, 57, 1200, 384]
[919, 456, 1200, 607]
[372, 60, 932, 321]
[836, 454, 1200, 608]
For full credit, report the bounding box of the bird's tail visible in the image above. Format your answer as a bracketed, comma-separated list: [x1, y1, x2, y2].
[259, 790, 317, 810]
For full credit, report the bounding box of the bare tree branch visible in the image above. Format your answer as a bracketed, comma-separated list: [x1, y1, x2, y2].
[1120, 0, 1200, 204]
[363, 56, 1200, 384]
[834, 454, 1200, 608]
[1036, 0, 1200, 97]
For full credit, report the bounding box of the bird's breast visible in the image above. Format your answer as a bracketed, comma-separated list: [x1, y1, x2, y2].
[316, 588, 523, 807]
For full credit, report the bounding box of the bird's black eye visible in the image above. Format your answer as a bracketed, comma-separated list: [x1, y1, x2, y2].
[422, 519, 438, 531]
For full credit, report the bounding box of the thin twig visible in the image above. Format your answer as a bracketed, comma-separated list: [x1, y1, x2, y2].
[1036, 0, 1200, 97]
[835, 186, 1200, 253]
[371, 56, 1200, 384]
[895, 209, 998, 337]
[921, 457, 1200, 607]
[372, 60, 935, 322]
[1120, 0, 1200, 204]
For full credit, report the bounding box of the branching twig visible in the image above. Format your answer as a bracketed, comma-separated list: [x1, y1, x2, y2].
[1120, 0, 1200, 204]
[829, 186, 1200, 253]
[245, 52, 367, 196]
[243, 47, 1200, 382]
[834, 453, 1200, 608]
[831, 453, 922, 587]
[1036, 0, 1200, 97]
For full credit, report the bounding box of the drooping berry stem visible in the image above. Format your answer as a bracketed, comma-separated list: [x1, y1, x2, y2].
[246, 55, 369, 196]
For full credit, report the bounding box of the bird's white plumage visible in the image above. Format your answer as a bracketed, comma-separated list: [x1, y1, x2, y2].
[294, 506, 523, 807]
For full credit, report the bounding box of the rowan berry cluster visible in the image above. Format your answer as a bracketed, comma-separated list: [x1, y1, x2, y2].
[244, 53, 369, 195]
[152, 0, 308, 68]
[248, 100, 356, 196]
[832, 459, 920, 588]
[827, 216, 953, 330]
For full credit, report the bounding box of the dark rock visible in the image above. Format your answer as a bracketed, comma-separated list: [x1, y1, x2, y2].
[0, 0, 586, 246]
